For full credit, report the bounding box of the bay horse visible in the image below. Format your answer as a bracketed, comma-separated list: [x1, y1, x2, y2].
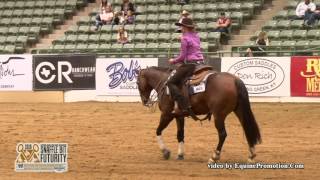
[136, 66, 261, 163]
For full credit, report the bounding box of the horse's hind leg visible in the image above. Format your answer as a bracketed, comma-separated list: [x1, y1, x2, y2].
[156, 113, 174, 160]
[209, 114, 227, 163]
[176, 116, 185, 160]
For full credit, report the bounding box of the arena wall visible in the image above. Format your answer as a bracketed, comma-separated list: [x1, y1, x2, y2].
[1, 55, 319, 103]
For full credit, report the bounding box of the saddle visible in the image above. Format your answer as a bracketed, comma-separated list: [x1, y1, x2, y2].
[188, 65, 215, 85]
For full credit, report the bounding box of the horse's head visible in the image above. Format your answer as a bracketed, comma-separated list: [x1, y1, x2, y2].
[136, 68, 153, 106]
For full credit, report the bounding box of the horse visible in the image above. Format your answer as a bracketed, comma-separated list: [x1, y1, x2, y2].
[136, 66, 261, 163]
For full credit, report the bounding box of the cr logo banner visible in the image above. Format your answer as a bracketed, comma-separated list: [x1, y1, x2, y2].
[35, 61, 73, 84]
[33, 55, 96, 90]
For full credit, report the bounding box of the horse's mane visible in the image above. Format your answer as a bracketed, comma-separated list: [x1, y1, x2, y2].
[147, 66, 172, 73]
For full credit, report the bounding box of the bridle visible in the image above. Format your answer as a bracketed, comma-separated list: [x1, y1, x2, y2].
[136, 68, 169, 108]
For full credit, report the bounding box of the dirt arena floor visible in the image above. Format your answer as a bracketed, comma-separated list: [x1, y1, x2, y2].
[0, 102, 320, 180]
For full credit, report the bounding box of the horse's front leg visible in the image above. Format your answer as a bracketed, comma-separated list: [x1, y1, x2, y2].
[176, 116, 185, 160]
[156, 113, 174, 160]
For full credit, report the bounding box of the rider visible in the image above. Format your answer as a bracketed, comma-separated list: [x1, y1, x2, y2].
[168, 17, 204, 115]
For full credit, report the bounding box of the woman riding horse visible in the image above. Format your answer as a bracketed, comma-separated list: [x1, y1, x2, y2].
[168, 17, 204, 116]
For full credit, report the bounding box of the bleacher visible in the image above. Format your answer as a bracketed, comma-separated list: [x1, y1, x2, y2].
[232, 0, 320, 56]
[34, 0, 266, 57]
[0, 0, 87, 54]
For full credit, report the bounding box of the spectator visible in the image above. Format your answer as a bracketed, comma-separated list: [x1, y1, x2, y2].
[246, 31, 269, 57]
[95, 5, 114, 31]
[125, 10, 135, 24]
[121, 0, 135, 16]
[113, 11, 125, 25]
[295, 0, 316, 22]
[117, 26, 129, 44]
[213, 12, 231, 34]
[305, 5, 320, 26]
[177, 10, 190, 32]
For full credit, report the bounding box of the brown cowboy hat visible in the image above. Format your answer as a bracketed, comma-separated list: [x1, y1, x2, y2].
[175, 17, 195, 28]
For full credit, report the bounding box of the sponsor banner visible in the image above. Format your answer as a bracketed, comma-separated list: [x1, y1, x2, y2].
[0, 55, 32, 91]
[33, 54, 96, 90]
[291, 56, 320, 97]
[96, 58, 158, 95]
[15, 143, 68, 173]
[221, 57, 291, 96]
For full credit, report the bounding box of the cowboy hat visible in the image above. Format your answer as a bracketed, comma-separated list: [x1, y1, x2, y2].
[175, 17, 195, 28]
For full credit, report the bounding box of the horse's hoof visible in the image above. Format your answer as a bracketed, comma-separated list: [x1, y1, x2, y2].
[162, 149, 171, 160]
[247, 158, 255, 163]
[248, 154, 256, 163]
[177, 154, 184, 160]
[208, 158, 215, 163]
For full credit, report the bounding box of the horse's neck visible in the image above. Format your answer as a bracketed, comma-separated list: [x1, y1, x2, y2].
[146, 69, 169, 92]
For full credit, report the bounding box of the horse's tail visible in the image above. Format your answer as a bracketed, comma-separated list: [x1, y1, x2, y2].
[234, 78, 261, 147]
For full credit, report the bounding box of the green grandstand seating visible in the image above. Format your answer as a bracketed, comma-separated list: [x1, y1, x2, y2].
[147, 14, 158, 23]
[6, 36, 17, 44]
[307, 30, 320, 39]
[158, 14, 170, 23]
[169, 4, 181, 13]
[293, 30, 307, 39]
[100, 25, 113, 33]
[145, 43, 159, 53]
[279, 30, 293, 40]
[267, 30, 280, 40]
[78, 25, 90, 34]
[0, 27, 8, 35]
[146, 24, 158, 33]
[65, 34, 78, 44]
[194, 4, 205, 12]
[158, 23, 170, 33]
[274, 10, 288, 20]
[77, 34, 89, 43]
[135, 15, 147, 23]
[158, 33, 171, 42]
[281, 40, 296, 56]
[146, 33, 158, 43]
[30, 0, 271, 55]
[134, 24, 146, 33]
[25, 1, 36, 9]
[87, 43, 99, 53]
[4, 45, 16, 54]
[267, 40, 282, 56]
[99, 34, 112, 43]
[295, 40, 310, 50]
[125, 25, 135, 33]
[134, 43, 147, 53]
[171, 33, 181, 43]
[263, 20, 277, 30]
[21, 17, 33, 26]
[122, 43, 135, 53]
[285, 1, 298, 10]
[8, 27, 19, 35]
[290, 20, 304, 29]
[194, 13, 206, 22]
[276, 20, 291, 29]
[133, 33, 147, 43]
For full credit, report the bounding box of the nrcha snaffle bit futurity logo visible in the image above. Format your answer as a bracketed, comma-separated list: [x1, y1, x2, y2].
[15, 143, 68, 173]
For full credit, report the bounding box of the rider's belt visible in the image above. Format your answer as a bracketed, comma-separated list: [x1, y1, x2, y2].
[184, 60, 204, 65]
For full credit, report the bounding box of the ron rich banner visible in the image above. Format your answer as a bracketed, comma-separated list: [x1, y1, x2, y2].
[33, 54, 96, 90]
[291, 56, 320, 97]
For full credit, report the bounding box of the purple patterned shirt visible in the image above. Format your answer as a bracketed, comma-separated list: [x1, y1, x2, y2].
[173, 32, 204, 64]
